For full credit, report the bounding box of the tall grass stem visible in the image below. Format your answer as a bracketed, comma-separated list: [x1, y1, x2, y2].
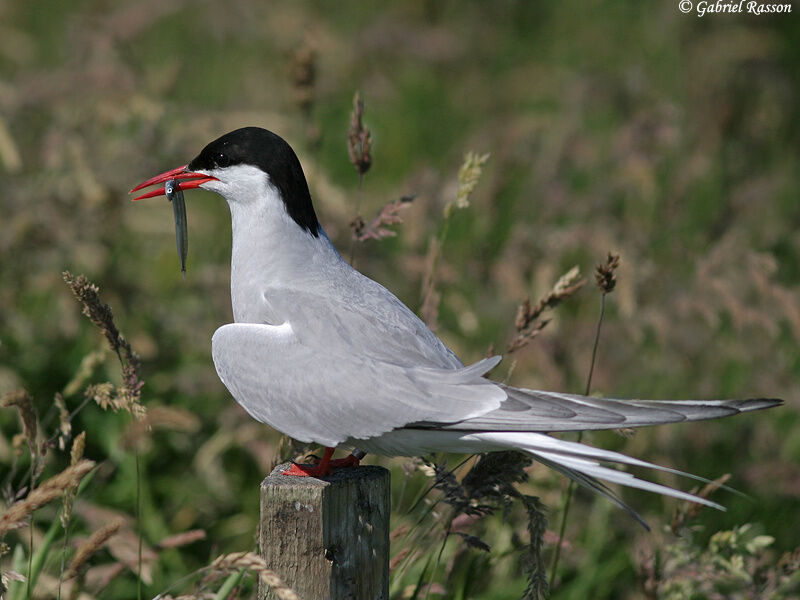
[348, 172, 365, 264]
[8, 543, 26, 600]
[31, 519, 61, 589]
[550, 294, 607, 584]
[213, 569, 247, 600]
[136, 447, 143, 600]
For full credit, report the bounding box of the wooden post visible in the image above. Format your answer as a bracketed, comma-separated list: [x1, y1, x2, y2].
[259, 462, 390, 600]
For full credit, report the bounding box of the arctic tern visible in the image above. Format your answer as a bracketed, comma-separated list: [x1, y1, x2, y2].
[131, 126, 780, 518]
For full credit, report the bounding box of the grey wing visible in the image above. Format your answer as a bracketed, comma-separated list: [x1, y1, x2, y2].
[211, 322, 505, 447]
[264, 274, 463, 369]
[417, 383, 782, 432]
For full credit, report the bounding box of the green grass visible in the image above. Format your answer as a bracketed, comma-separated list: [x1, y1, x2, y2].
[1, 1, 799, 598]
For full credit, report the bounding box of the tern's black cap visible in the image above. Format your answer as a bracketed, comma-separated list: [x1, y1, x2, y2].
[188, 127, 320, 236]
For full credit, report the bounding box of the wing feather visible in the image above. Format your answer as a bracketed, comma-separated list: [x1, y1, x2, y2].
[264, 276, 463, 369]
[211, 322, 504, 446]
[421, 384, 781, 432]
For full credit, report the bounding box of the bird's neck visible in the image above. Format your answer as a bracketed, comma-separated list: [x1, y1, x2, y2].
[227, 190, 339, 323]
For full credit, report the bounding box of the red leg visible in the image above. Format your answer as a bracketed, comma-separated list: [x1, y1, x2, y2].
[282, 447, 335, 477]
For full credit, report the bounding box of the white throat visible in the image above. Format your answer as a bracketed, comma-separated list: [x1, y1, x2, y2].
[201, 165, 339, 323]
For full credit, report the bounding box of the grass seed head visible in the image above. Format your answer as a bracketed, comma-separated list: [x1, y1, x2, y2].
[521, 494, 549, 600]
[347, 91, 372, 177]
[507, 266, 585, 354]
[445, 151, 490, 218]
[288, 45, 316, 113]
[350, 195, 415, 242]
[62, 272, 145, 419]
[85, 383, 116, 412]
[64, 518, 123, 579]
[595, 252, 621, 295]
[61, 432, 86, 528]
[62, 272, 121, 354]
[70, 431, 86, 466]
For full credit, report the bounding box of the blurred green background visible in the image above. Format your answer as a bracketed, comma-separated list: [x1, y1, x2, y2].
[1, 1, 798, 598]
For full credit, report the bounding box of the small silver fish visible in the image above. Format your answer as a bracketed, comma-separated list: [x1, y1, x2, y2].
[165, 178, 188, 278]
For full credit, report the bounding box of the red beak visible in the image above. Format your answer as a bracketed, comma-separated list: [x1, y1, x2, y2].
[129, 165, 218, 201]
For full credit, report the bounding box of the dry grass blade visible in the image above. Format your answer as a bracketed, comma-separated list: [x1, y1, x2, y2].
[4, 569, 25, 583]
[671, 473, 732, 533]
[156, 530, 206, 550]
[211, 552, 300, 600]
[389, 547, 411, 573]
[419, 237, 443, 329]
[0, 459, 95, 535]
[507, 266, 585, 354]
[64, 518, 124, 579]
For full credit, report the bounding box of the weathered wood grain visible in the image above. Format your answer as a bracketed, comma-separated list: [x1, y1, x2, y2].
[259, 462, 390, 600]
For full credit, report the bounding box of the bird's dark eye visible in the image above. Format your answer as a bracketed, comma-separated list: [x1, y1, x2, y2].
[216, 153, 231, 168]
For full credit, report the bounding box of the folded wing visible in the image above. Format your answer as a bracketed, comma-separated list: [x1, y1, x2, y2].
[211, 322, 505, 447]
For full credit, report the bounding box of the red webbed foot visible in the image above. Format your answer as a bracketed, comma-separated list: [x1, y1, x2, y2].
[329, 454, 360, 469]
[281, 461, 333, 477]
[281, 448, 360, 477]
